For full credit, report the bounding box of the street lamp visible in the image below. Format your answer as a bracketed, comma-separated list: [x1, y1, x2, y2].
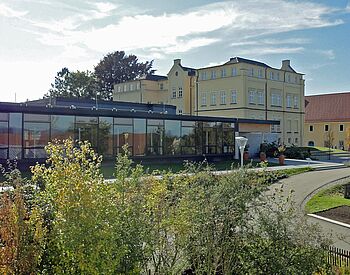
[235, 136, 248, 168]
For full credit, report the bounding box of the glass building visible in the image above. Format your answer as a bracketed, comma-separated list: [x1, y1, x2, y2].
[0, 98, 278, 163]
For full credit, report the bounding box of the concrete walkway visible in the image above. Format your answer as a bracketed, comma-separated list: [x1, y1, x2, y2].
[269, 168, 350, 249]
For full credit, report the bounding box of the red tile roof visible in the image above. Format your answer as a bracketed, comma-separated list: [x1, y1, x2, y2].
[305, 92, 350, 122]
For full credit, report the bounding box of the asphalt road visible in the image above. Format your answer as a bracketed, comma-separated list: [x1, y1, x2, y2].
[268, 167, 350, 249]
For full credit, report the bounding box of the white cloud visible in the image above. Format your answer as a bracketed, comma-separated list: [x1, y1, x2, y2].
[0, 3, 27, 18]
[93, 2, 118, 14]
[234, 47, 305, 56]
[316, 49, 335, 60]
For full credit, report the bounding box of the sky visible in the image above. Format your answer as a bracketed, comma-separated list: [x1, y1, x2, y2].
[1, 0, 350, 102]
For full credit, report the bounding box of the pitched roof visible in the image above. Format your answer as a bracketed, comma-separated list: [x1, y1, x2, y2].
[144, 74, 168, 81]
[305, 92, 350, 122]
[225, 57, 271, 68]
[180, 65, 196, 76]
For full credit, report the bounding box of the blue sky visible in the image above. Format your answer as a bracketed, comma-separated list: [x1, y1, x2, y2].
[1, 0, 350, 102]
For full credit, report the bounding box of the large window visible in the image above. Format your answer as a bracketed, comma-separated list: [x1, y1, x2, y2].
[99, 117, 113, 157]
[203, 122, 218, 154]
[257, 90, 264, 105]
[114, 117, 133, 155]
[134, 118, 146, 156]
[0, 113, 8, 159]
[231, 90, 237, 104]
[164, 120, 181, 155]
[75, 116, 98, 149]
[9, 113, 22, 159]
[222, 123, 235, 153]
[147, 119, 164, 155]
[51, 115, 75, 140]
[220, 91, 226, 105]
[23, 114, 50, 159]
[181, 121, 197, 155]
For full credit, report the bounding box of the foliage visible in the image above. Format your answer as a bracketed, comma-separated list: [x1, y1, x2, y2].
[46, 68, 98, 99]
[284, 145, 311, 160]
[94, 51, 153, 99]
[0, 165, 46, 275]
[260, 142, 278, 157]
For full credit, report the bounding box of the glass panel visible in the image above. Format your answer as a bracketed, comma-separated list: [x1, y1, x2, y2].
[147, 119, 163, 126]
[203, 122, 217, 154]
[0, 122, 8, 147]
[114, 125, 133, 154]
[0, 148, 7, 159]
[24, 122, 50, 147]
[222, 128, 235, 153]
[182, 120, 196, 127]
[9, 113, 22, 159]
[147, 125, 164, 155]
[76, 122, 98, 148]
[99, 117, 113, 158]
[114, 117, 133, 125]
[24, 148, 47, 159]
[51, 115, 75, 140]
[24, 114, 50, 122]
[134, 119, 146, 156]
[76, 116, 98, 124]
[0, 113, 8, 121]
[164, 120, 181, 155]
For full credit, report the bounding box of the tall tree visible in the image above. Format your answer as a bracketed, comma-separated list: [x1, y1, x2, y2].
[94, 51, 153, 99]
[46, 68, 98, 100]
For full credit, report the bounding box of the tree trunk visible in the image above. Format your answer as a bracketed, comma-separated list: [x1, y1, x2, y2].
[344, 184, 350, 199]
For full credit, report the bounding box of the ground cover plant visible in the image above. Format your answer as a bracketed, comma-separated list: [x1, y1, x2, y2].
[306, 184, 350, 214]
[0, 139, 331, 274]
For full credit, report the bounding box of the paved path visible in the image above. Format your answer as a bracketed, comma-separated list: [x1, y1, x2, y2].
[269, 168, 350, 249]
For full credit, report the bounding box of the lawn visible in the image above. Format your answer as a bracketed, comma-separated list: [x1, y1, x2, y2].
[305, 184, 350, 213]
[307, 146, 347, 154]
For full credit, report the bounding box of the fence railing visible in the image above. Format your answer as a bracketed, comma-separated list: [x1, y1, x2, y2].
[329, 246, 350, 267]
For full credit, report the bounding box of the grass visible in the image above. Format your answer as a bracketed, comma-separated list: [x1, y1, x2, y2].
[307, 146, 347, 154]
[305, 184, 350, 213]
[282, 167, 315, 177]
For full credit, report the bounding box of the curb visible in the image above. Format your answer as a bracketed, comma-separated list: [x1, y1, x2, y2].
[307, 213, 350, 229]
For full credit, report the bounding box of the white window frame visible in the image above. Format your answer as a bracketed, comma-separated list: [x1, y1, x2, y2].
[172, 88, 176, 99]
[231, 67, 237, 76]
[130, 83, 134, 91]
[257, 90, 264, 105]
[231, 90, 237, 104]
[270, 71, 274, 80]
[124, 84, 127, 92]
[258, 69, 263, 78]
[201, 71, 207, 80]
[221, 68, 226, 77]
[178, 87, 183, 98]
[201, 93, 207, 106]
[117, 86, 121, 92]
[211, 70, 216, 79]
[178, 109, 183, 115]
[249, 90, 255, 104]
[136, 82, 140, 90]
[248, 68, 254, 77]
[220, 91, 226, 105]
[293, 96, 299, 108]
[271, 93, 282, 106]
[286, 95, 292, 108]
[340, 124, 344, 132]
[210, 92, 217, 105]
[294, 120, 299, 133]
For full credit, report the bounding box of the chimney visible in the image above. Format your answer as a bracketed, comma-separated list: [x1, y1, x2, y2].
[174, 59, 181, 65]
[281, 60, 290, 70]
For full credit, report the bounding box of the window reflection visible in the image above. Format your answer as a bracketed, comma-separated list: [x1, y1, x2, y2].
[51, 115, 75, 140]
[75, 116, 98, 149]
[99, 117, 113, 158]
[134, 118, 146, 156]
[147, 119, 164, 155]
[164, 120, 181, 155]
[9, 113, 22, 159]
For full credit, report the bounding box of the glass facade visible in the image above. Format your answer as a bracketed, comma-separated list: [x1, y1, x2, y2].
[0, 111, 236, 160]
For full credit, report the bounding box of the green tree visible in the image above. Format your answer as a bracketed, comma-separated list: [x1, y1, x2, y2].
[46, 68, 98, 99]
[94, 51, 153, 99]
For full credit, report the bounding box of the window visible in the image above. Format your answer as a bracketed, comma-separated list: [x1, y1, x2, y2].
[124, 84, 127, 92]
[248, 67, 254, 76]
[295, 76, 298, 83]
[117, 86, 121, 92]
[288, 137, 291, 144]
[175, 71, 178, 76]
[293, 96, 299, 108]
[231, 90, 237, 104]
[287, 120, 292, 133]
[220, 91, 226, 105]
[178, 109, 183, 115]
[286, 95, 292, 108]
[258, 69, 263, 78]
[130, 83, 134, 91]
[288, 75, 291, 83]
[136, 82, 140, 90]
[295, 137, 298, 144]
[231, 67, 237, 76]
[200, 71, 207, 80]
[309, 125, 314, 132]
[271, 93, 282, 106]
[249, 90, 255, 104]
[164, 120, 181, 155]
[325, 124, 329, 132]
[201, 93, 207, 106]
[339, 140, 344, 149]
[340, 124, 344, 132]
[211, 70, 216, 79]
[178, 87, 183, 98]
[257, 90, 264, 105]
[270, 71, 274, 80]
[172, 88, 176, 98]
[221, 68, 226, 77]
[160, 83, 164, 90]
[276, 72, 280, 81]
[211, 93, 217, 105]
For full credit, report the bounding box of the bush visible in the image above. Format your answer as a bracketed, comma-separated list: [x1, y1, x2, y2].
[284, 145, 311, 160]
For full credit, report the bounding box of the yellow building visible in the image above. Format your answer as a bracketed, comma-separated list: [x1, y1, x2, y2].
[113, 57, 305, 145]
[304, 93, 350, 150]
[196, 57, 304, 145]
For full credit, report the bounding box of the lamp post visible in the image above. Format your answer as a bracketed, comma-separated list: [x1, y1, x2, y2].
[235, 136, 248, 168]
